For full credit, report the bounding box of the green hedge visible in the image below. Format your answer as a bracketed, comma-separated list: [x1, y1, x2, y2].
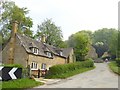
[116, 58, 120, 67]
[108, 61, 120, 75]
[0, 64, 23, 68]
[47, 58, 94, 76]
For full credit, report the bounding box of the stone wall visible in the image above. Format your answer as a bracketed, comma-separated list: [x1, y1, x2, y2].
[2, 36, 28, 67]
[28, 54, 66, 76]
[85, 45, 98, 60]
[28, 54, 66, 70]
[2, 41, 11, 64]
[68, 49, 76, 63]
[14, 36, 28, 67]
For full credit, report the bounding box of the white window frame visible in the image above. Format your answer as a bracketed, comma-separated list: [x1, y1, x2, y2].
[32, 48, 39, 54]
[46, 52, 52, 57]
[60, 51, 63, 56]
[31, 62, 38, 70]
[41, 63, 46, 70]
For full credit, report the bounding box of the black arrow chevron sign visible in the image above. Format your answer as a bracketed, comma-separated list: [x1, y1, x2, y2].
[0, 66, 22, 81]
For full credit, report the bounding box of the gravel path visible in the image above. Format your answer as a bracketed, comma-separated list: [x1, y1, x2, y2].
[35, 63, 118, 88]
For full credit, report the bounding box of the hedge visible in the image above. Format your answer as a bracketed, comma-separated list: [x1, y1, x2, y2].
[116, 58, 120, 67]
[47, 58, 94, 76]
[108, 61, 120, 75]
[0, 64, 23, 68]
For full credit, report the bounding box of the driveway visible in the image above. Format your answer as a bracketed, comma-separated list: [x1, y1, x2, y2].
[35, 63, 118, 88]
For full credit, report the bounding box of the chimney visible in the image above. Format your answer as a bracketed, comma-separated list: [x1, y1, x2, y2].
[12, 21, 18, 36]
[9, 21, 18, 64]
[41, 34, 46, 43]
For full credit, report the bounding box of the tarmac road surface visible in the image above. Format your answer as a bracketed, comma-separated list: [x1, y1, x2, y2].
[35, 63, 118, 88]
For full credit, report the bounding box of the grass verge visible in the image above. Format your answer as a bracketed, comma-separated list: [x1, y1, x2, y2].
[1, 78, 44, 89]
[46, 66, 95, 79]
[108, 61, 120, 75]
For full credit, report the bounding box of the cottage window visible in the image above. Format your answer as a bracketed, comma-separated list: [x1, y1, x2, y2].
[31, 62, 38, 70]
[59, 51, 63, 56]
[46, 52, 52, 58]
[32, 48, 39, 54]
[41, 63, 46, 70]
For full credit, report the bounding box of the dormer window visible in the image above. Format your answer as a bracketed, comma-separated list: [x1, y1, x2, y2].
[55, 48, 63, 56]
[29, 47, 39, 55]
[32, 48, 39, 54]
[29, 42, 39, 55]
[59, 51, 63, 56]
[46, 52, 52, 57]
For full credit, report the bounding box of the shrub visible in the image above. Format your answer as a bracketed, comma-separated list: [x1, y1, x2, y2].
[0, 64, 23, 68]
[116, 58, 120, 67]
[47, 59, 94, 76]
[108, 61, 120, 75]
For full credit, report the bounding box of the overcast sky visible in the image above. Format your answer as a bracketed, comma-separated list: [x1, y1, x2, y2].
[12, 0, 119, 40]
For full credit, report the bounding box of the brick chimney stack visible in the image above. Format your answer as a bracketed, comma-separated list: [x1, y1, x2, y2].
[12, 21, 18, 36]
[9, 21, 18, 64]
[41, 34, 46, 43]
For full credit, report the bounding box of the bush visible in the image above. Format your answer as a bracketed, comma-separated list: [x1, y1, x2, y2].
[108, 61, 120, 75]
[46, 59, 94, 77]
[116, 58, 120, 67]
[0, 64, 23, 68]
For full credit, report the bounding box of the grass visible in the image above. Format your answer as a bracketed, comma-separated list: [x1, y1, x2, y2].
[108, 61, 120, 75]
[1, 78, 44, 89]
[46, 66, 95, 79]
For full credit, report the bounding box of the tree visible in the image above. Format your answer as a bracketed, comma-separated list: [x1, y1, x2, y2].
[35, 19, 63, 47]
[109, 30, 118, 56]
[117, 31, 120, 58]
[0, 34, 2, 45]
[57, 40, 68, 48]
[92, 28, 118, 57]
[0, 0, 33, 44]
[93, 42, 108, 58]
[68, 31, 91, 61]
[78, 30, 93, 40]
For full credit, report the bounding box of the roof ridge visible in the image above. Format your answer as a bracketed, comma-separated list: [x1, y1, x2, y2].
[16, 33, 42, 43]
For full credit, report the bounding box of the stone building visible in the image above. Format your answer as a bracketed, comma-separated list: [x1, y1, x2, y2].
[85, 45, 98, 60]
[2, 21, 76, 76]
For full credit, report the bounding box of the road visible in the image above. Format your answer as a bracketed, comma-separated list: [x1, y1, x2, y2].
[35, 63, 118, 88]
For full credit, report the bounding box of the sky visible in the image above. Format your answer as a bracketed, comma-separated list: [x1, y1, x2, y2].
[12, 0, 119, 40]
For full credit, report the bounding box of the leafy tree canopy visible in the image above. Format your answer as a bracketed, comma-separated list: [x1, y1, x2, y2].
[0, 0, 33, 44]
[68, 31, 91, 61]
[35, 19, 64, 47]
[92, 28, 118, 56]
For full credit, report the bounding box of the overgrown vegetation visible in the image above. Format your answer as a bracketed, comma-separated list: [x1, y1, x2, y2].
[0, 64, 23, 68]
[45, 59, 95, 79]
[92, 28, 118, 57]
[1, 78, 44, 89]
[1, 0, 33, 44]
[116, 58, 120, 67]
[68, 31, 91, 61]
[108, 61, 120, 75]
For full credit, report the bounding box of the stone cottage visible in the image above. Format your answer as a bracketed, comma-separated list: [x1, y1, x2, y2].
[2, 21, 76, 76]
[85, 45, 98, 60]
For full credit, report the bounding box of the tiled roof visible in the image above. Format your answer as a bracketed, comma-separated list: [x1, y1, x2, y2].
[16, 34, 73, 58]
